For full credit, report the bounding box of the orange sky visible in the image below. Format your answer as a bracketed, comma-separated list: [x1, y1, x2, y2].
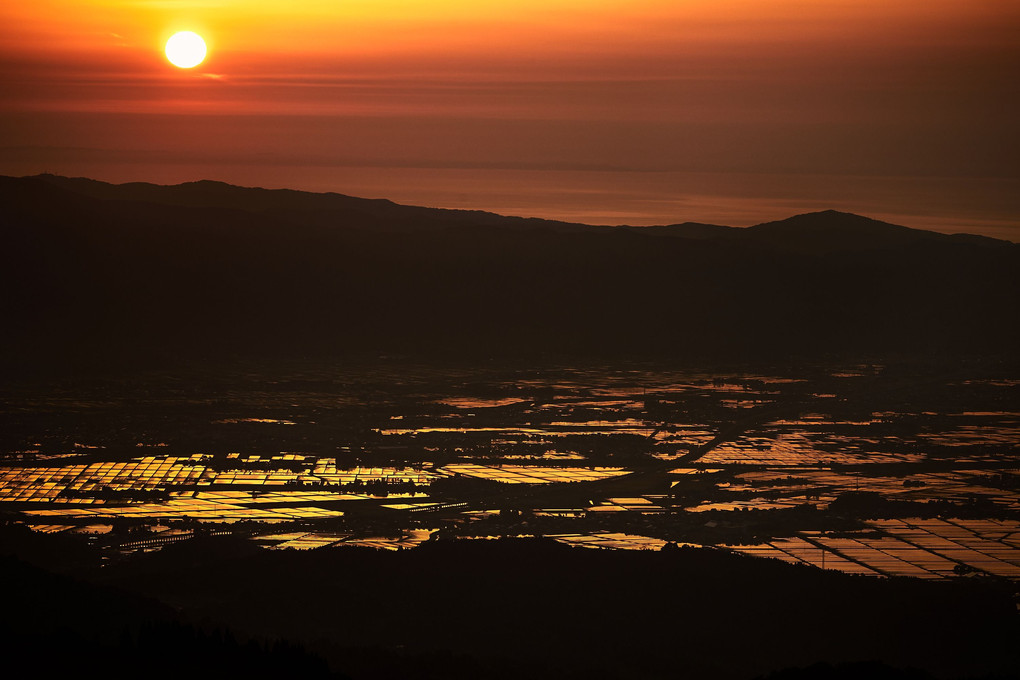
[1, 0, 1017, 237]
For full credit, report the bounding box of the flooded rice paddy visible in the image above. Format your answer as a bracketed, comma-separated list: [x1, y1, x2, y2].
[728, 518, 1020, 579]
[1, 361, 1017, 582]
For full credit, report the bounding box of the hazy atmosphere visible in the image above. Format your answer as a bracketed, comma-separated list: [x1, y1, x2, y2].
[2, 0, 1017, 237]
[2, 4, 1019, 680]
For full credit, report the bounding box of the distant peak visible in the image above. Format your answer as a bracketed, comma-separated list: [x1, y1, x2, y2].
[782, 209, 877, 222]
[173, 179, 236, 189]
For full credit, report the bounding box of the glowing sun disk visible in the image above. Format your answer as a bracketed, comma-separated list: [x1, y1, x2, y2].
[165, 31, 207, 69]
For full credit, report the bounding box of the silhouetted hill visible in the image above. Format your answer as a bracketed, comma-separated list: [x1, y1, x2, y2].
[635, 210, 1012, 255]
[88, 537, 1019, 680]
[24, 175, 1016, 250]
[0, 555, 338, 679]
[8, 535, 1017, 679]
[28, 173, 607, 234]
[737, 210, 1009, 255]
[1, 175, 1016, 367]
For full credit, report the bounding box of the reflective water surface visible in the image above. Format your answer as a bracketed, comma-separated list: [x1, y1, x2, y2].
[1, 361, 1017, 580]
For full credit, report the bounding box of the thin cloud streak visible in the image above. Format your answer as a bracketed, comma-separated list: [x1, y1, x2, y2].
[0, 0, 1016, 237]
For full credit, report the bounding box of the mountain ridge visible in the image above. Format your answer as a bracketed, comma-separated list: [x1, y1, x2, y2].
[1, 173, 1016, 366]
[18, 174, 1015, 252]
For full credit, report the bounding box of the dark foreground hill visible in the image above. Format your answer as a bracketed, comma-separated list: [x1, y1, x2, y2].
[1, 174, 1016, 367]
[4, 535, 1018, 679]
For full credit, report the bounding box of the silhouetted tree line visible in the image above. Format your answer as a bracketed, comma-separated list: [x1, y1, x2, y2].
[304, 477, 423, 496]
[57, 486, 171, 502]
[828, 490, 1008, 520]
[90, 536, 1020, 679]
[181, 457, 309, 473]
[427, 475, 508, 499]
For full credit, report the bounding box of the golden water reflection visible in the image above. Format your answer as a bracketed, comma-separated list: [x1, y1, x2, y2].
[440, 464, 628, 484]
[726, 518, 1020, 579]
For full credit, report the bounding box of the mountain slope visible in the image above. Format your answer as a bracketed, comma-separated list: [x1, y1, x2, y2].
[1, 174, 1016, 366]
[28, 173, 609, 235]
[28, 174, 1015, 253]
[736, 210, 1007, 255]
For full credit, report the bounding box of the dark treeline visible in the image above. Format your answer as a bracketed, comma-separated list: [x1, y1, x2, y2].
[0, 554, 338, 679]
[77, 536, 1017, 680]
[2, 175, 1017, 371]
[3, 525, 1018, 679]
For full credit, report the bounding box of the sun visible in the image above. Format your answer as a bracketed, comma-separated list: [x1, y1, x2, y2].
[165, 31, 207, 69]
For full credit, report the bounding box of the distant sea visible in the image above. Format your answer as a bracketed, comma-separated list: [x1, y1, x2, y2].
[4, 160, 1017, 240]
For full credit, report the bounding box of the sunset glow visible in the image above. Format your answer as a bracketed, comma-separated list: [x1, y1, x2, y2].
[165, 31, 206, 69]
[1, 0, 1017, 237]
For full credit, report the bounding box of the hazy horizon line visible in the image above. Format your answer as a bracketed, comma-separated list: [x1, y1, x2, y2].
[13, 170, 1018, 243]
